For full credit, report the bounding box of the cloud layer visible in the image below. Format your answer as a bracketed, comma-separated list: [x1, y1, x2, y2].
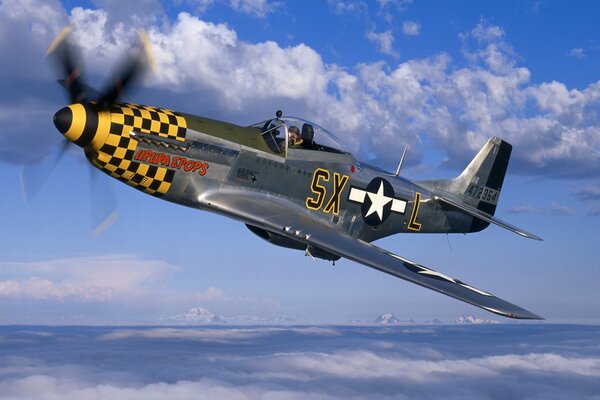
[0, 324, 599, 399]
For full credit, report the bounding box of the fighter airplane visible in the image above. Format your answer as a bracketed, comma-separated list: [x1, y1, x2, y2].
[43, 27, 543, 319]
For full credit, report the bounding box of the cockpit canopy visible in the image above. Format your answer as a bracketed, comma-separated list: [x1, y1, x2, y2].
[249, 116, 349, 156]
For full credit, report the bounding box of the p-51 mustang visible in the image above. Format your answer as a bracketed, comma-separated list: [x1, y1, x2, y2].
[45, 27, 543, 319]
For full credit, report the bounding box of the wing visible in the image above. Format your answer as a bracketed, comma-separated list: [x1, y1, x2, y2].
[199, 188, 543, 320]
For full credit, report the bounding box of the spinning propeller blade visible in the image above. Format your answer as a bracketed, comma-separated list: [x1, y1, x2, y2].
[46, 25, 88, 104]
[20, 139, 70, 201]
[90, 166, 119, 236]
[97, 30, 155, 107]
[26, 26, 154, 232]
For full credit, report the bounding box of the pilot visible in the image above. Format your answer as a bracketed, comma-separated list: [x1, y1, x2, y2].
[288, 125, 301, 148]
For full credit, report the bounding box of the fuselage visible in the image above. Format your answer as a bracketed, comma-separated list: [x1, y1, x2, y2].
[53, 102, 475, 246]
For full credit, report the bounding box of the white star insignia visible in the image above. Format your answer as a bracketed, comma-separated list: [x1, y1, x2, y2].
[348, 180, 407, 223]
[365, 181, 392, 221]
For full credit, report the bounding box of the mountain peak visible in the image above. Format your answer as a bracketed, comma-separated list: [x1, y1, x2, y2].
[373, 313, 400, 324]
[168, 307, 224, 324]
[455, 314, 500, 324]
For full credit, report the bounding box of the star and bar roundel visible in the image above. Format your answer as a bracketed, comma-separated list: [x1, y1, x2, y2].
[348, 177, 407, 226]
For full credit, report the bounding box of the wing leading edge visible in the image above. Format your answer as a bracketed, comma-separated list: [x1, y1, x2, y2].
[199, 189, 543, 320]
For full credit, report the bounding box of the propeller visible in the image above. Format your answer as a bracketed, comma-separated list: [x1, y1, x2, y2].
[89, 164, 119, 236]
[20, 139, 70, 201]
[46, 26, 88, 104]
[97, 30, 155, 107]
[46, 26, 153, 106]
[22, 26, 154, 233]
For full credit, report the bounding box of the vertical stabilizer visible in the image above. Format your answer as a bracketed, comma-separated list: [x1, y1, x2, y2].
[454, 137, 512, 215]
[419, 137, 513, 232]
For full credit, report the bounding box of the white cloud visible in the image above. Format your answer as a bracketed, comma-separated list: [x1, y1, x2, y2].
[256, 351, 600, 381]
[82, 12, 329, 116]
[0, 376, 333, 400]
[191, 286, 227, 302]
[327, 0, 368, 15]
[568, 47, 586, 59]
[366, 30, 399, 57]
[0, 280, 21, 296]
[507, 204, 538, 214]
[575, 183, 600, 200]
[0, 0, 65, 44]
[0, 254, 276, 323]
[377, 0, 414, 11]
[229, 0, 278, 17]
[543, 203, 575, 216]
[99, 326, 340, 342]
[175, 0, 279, 16]
[468, 19, 505, 43]
[588, 202, 600, 216]
[90, 0, 164, 26]
[183, 0, 216, 13]
[402, 20, 420, 36]
[0, 255, 175, 301]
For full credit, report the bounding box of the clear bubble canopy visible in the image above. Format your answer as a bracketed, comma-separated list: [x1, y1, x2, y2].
[249, 114, 350, 155]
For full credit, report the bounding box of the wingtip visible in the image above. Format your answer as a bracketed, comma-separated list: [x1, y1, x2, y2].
[483, 306, 544, 321]
[511, 312, 545, 321]
[526, 233, 544, 242]
[516, 230, 543, 242]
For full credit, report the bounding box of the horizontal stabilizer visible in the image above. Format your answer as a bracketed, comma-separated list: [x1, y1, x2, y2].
[432, 189, 542, 241]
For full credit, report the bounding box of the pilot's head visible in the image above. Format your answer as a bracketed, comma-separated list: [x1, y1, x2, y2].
[289, 126, 300, 139]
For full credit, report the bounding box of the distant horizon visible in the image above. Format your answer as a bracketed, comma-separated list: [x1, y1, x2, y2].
[1, 306, 598, 327]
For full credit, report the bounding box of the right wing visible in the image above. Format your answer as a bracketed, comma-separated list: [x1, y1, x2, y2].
[199, 188, 543, 320]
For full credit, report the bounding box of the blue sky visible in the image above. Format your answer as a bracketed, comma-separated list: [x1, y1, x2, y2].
[1, 0, 600, 324]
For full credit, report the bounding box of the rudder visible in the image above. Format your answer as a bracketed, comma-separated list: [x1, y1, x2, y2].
[416, 137, 541, 240]
[453, 137, 512, 230]
[418, 137, 513, 232]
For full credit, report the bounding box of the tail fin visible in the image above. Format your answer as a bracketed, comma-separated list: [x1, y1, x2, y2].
[417, 137, 540, 240]
[454, 137, 512, 216]
[419, 137, 515, 233]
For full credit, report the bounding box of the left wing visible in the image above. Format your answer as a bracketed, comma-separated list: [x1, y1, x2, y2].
[199, 188, 543, 320]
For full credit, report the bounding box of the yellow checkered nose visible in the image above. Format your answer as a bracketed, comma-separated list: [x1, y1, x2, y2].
[53, 103, 100, 148]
